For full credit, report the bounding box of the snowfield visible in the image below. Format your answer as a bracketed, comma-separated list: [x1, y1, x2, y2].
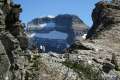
[27, 31, 68, 40]
[35, 31, 68, 40]
[27, 22, 56, 31]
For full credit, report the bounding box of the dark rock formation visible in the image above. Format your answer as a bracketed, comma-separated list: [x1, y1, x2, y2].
[0, 0, 28, 80]
[86, 1, 120, 67]
[87, 1, 120, 40]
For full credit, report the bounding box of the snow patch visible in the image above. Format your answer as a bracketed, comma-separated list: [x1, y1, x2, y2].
[35, 31, 68, 40]
[47, 15, 55, 18]
[82, 34, 87, 39]
[40, 23, 47, 28]
[39, 15, 55, 18]
[28, 22, 56, 30]
[27, 33, 36, 38]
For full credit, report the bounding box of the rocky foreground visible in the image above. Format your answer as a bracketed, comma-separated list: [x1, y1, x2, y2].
[0, 0, 120, 80]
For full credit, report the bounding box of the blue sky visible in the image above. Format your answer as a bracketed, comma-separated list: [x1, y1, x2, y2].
[14, 0, 100, 27]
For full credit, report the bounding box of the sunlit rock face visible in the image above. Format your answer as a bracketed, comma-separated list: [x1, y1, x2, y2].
[27, 14, 88, 53]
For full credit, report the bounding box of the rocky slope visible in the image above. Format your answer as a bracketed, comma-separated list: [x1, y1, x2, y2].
[1, 0, 120, 80]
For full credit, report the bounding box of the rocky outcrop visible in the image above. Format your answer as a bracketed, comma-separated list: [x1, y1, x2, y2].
[0, 40, 10, 80]
[0, 0, 28, 80]
[86, 1, 120, 66]
[24, 53, 81, 80]
[65, 1, 120, 80]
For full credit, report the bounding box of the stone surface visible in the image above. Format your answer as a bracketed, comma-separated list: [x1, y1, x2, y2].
[65, 1, 120, 80]
[0, 0, 28, 80]
[0, 40, 10, 80]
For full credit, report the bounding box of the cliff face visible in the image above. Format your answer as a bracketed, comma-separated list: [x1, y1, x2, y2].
[0, 0, 28, 80]
[85, 1, 120, 66]
[55, 14, 88, 44]
[87, 1, 120, 52]
[84, 1, 120, 66]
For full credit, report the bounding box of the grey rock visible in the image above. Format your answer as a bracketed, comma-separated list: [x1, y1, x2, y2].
[0, 1, 28, 80]
[0, 40, 10, 80]
[0, 9, 5, 32]
[102, 62, 115, 73]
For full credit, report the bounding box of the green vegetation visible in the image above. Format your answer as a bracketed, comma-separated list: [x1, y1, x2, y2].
[24, 54, 43, 80]
[62, 60, 104, 80]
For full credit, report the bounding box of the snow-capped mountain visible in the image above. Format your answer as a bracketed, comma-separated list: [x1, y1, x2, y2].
[26, 14, 88, 53]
